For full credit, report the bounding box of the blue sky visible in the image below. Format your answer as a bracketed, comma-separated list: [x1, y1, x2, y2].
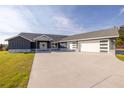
[0, 5, 124, 43]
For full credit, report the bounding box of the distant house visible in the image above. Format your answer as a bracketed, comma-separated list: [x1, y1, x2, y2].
[5, 27, 119, 53]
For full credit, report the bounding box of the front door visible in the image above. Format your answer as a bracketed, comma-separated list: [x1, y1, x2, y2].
[39, 42, 47, 50]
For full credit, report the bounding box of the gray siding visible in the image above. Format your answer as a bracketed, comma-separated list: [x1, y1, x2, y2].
[31, 42, 36, 49]
[8, 36, 31, 49]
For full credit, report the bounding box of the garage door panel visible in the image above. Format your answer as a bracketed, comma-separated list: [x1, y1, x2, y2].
[80, 41, 100, 52]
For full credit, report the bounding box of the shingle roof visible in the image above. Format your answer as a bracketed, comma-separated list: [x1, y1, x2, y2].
[60, 27, 119, 42]
[6, 27, 119, 42]
[19, 32, 67, 42]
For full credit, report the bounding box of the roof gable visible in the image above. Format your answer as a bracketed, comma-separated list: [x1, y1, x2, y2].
[34, 35, 53, 41]
[6, 32, 67, 42]
[5, 35, 33, 42]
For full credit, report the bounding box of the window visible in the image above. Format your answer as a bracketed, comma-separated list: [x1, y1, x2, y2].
[100, 44, 108, 46]
[100, 40, 108, 52]
[100, 50, 108, 52]
[100, 40, 108, 43]
[51, 43, 57, 48]
[60, 43, 67, 48]
[100, 47, 108, 49]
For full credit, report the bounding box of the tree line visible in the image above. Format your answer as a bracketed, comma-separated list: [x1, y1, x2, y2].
[0, 44, 8, 51]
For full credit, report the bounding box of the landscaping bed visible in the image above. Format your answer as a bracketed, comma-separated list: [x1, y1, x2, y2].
[116, 54, 124, 62]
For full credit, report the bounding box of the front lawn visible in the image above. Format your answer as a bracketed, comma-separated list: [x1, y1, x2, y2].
[0, 51, 34, 88]
[116, 54, 124, 61]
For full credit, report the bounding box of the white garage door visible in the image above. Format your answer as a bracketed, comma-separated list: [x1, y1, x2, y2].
[80, 40, 100, 52]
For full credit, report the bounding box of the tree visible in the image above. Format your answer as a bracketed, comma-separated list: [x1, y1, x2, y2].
[0, 44, 3, 50]
[116, 38, 124, 48]
[116, 26, 124, 48]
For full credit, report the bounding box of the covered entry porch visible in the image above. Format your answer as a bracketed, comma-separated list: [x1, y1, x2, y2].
[34, 35, 53, 51]
[35, 41, 51, 51]
[34, 35, 62, 51]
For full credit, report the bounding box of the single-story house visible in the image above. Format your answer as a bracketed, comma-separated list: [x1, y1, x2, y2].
[5, 27, 119, 53]
[5, 33, 67, 52]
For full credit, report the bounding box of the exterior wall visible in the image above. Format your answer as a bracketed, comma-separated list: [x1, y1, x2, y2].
[59, 38, 116, 53]
[8, 37, 52, 52]
[61, 38, 116, 53]
[78, 39, 116, 53]
[7, 35, 116, 53]
[78, 38, 116, 53]
[8, 36, 31, 49]
[60, 38, 115, 53]
[9, 49, 31, 53]
[109, 38, 116, 53]
[67, 41, 78, 51]
[31, 42, 36, 49]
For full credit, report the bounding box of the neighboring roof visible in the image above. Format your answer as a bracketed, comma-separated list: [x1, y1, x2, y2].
[6, 32, 67, 42]
[60, 27, 119, 42]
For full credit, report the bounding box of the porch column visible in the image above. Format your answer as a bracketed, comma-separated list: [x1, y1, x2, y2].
[36, 40, 38, 52]
[56, 43, 58, 48]
[49, 41, 51, 51]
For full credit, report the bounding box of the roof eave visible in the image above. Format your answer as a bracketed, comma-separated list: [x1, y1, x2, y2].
[59, 35, 119, 42]
[5, 35, 33, 42]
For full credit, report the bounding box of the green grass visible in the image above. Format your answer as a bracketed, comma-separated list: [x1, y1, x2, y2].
[0, 51, 34, 88]
[116, 54, 124, 62]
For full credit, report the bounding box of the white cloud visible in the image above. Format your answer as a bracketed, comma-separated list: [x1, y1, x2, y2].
[119, 7, 124, 15]
[0, 6, 84, 43]
[0, 34, 14, 44]
[53, 15, 84, 34]
[0, 6, 33, 43]
[53, 16, 72, 28]
[0, 6, 32, 33]
[17, 6, 41, 29]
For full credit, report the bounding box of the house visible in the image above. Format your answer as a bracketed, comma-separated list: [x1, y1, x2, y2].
[5, 33, 67, 52]
[59, 27, 119, 53]
[5, 27, 119, 53]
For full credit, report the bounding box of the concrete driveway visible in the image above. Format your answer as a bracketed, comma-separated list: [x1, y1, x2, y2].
[28, 52, 124, 88]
